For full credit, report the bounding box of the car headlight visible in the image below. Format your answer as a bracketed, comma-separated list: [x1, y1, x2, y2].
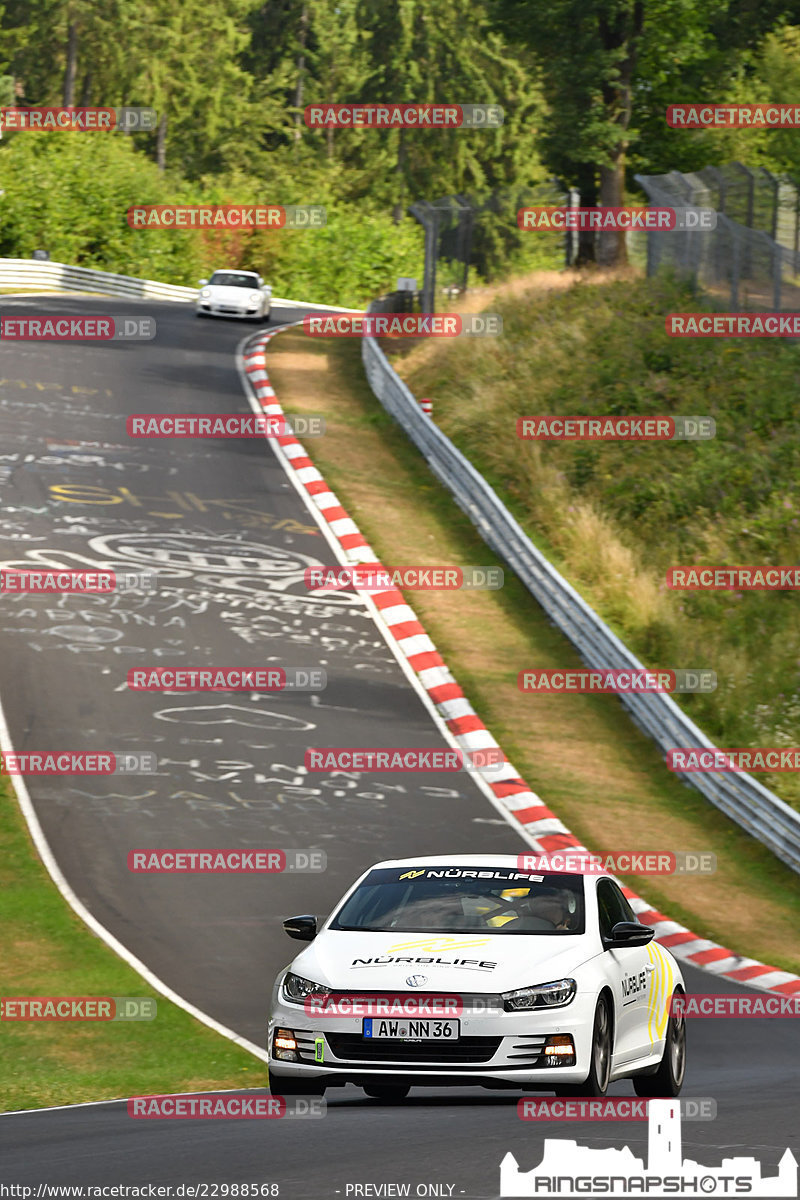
[282, 972, 331, 1004]
[249, 292, 262, 304]
[502, 977, 576, 1011]
[200, 288, 211, 298]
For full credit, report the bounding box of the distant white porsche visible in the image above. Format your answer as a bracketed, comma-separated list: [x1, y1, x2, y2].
[268, 854, 687, 1102]
[196, 270, 272, 320]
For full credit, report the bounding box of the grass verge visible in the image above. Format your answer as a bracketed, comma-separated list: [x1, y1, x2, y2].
[398, 270, 800, 810]
[0, 775, 262, 1113]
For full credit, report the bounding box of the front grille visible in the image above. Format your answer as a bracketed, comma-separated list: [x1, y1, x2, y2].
[321, 1033, 501, 1064]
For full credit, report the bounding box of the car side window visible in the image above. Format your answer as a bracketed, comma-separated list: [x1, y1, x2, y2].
[597, 879, 636, 940]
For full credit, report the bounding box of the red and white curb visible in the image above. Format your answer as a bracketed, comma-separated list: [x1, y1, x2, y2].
[242, 327, 800, 999]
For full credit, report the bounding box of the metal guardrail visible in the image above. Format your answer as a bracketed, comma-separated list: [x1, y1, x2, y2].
[361, 310, 800, 874]
[0, 258, 362, 311]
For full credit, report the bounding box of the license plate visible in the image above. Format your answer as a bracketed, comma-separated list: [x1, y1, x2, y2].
[362, 1018, 460, 1040]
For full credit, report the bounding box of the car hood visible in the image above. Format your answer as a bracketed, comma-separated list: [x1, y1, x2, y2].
[204, 285, 260, 302]
[286, 929, 600, 993]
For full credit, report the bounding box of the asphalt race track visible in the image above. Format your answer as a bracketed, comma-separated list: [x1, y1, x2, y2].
[1, 297, 798, 1196]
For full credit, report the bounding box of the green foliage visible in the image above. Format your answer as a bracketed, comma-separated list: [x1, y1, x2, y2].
[0, 134, 423, 304]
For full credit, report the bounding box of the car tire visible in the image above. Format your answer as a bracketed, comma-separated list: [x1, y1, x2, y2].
[633, 990, 686, 1098]
[362, 1084, 410, 1102]
[269, 1076, 325, 1098]
[554, 994, 612, 1098]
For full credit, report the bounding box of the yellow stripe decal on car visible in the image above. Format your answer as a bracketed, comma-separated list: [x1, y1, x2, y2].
[646, 942, 673, 1044]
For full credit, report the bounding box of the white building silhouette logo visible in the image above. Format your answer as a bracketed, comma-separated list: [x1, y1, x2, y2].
[500, 1099, 797, 1197]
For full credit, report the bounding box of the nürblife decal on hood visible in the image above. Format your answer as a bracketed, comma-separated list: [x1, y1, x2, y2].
[351, 954, 497, 970]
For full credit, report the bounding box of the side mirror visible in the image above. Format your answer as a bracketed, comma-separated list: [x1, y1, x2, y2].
[283, 914, 317, 941]
[198, 278, 208, 286]
[605, 921, 654, 948]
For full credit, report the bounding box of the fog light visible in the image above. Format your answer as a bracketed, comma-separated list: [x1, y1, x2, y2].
[273, 1028, 298, 1060]
[543, 1034, 575, 1066]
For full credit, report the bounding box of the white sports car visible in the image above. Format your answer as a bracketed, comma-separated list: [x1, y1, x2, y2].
[196, 270, 272, 320]
[268, 854, 686, 1102]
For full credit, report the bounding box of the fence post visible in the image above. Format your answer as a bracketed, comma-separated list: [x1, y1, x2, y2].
[773, 239, 782, 311]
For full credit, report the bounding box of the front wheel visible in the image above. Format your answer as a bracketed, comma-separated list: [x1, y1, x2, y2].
[633, 990, 686, 1098]
[554, 994, 612, 1098]
[363, 1084, 410, 1103]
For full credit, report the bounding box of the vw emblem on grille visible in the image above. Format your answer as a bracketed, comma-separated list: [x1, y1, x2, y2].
[405, 975, 427, 987]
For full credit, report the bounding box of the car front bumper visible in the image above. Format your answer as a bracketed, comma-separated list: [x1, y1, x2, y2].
[268, 997, 597, 1088]
[196, 302, 266, 318]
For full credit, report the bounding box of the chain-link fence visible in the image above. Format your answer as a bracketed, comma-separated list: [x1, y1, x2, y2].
[405, 181, 572, 312]
[635, 165, 800, 311]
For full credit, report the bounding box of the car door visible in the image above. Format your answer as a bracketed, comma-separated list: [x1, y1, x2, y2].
[596, 879, 655, 1064]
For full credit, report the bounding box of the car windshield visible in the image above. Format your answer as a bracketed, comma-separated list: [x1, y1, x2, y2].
[209, 272, 259, 288]
[330, 866, 585, 935]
